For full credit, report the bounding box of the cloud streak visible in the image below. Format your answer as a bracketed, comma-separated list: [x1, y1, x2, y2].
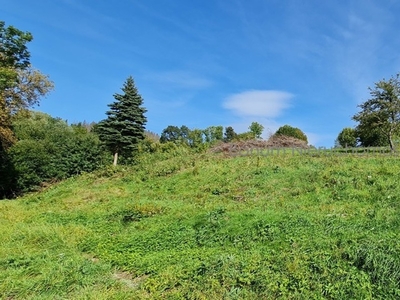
[146, 70, 214, 89]
[223, 90, 293, 118]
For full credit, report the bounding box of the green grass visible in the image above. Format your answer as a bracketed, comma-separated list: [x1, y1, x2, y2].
[1, 152, 400, 299]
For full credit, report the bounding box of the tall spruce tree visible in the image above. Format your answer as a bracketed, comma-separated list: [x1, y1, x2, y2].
[97, 76, 147, 166]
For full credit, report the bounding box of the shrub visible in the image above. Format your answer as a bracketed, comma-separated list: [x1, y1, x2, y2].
[336, 127, 357, 148]
[274, 125, 308, 143]
[6, 111, 107, 193]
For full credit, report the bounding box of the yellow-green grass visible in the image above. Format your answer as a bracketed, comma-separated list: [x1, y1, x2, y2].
[1, 152, 400, 299]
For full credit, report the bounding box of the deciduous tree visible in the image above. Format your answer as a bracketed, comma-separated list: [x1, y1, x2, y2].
[355, 125, 387, 147]
[353, 74, 400, 151]
[249, 122, 264, 139]
[336, 127, 357, 148]
[0, 21, 53, 150]
[160, 126, 182, 143]
[203, 126, 223, 144]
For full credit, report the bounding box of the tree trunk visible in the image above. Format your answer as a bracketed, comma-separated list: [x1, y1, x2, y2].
[389, 135, 395, 152]
[113, 152, 118, 166]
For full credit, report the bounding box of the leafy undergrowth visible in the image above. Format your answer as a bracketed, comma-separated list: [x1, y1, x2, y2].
[1, 151, 400, 299]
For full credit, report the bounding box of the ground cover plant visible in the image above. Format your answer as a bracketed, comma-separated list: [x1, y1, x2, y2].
[1, 150, 400, 299]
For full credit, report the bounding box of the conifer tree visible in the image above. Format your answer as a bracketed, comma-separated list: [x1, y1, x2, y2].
[224, 126, 237, 142]
[97, 76, 147, 166]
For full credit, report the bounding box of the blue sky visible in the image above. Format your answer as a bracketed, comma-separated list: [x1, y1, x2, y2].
[2, 0, 400, 146]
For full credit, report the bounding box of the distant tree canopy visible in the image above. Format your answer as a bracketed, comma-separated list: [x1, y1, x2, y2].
[97, 76, 147, 166]
[235, 131, 254, 141]
[160, 125, 224, 148]
[224, 126, 237, 142]
[336, 126, 388, 148]
[203, 126, 223, 143]
[160, 125, 183, 144]
[0, 21, 53, 151]
[336, 127, 357, 148]
[274, 125, 308, 143]
[249, 122, 264, 139]
[353, 74, 400, 151]
[159, 122, 268, 147]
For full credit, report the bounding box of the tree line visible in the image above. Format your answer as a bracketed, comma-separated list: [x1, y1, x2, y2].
[6, 20, 399, 198]
[336, 74, 400, 151]
[0, 21, 310, 198]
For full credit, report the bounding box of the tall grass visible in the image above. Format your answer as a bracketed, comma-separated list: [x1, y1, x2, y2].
[1, 151, 400, 298]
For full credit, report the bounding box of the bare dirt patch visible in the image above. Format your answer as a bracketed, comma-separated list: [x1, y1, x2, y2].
[112, 271, 149, 289]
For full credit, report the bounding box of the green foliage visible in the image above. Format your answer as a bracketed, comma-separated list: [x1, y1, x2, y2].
[0, 21, 53, 152]
[188, 128, 206, 149]
[235, 131, 254, 141]
[353, 74, 400, 151]
[225, 122, 264, 142]
[203, 126, 223, 144]
[159, 125, 194, 146]
[160, 124, 224, 150]
[337, 127, 357, 148]
[3, 111, 106, 194]
[356, 125, 388, 147]
[0, 21, 33, 70]
[275, 124, 308, 143]
[224, 126, 237, 142]
[138, 136, 188, 156]
[97, 76, 147, 165]
[249, 122, 264, 139]
[2, 152, 400, 297]
[160, 125, 182, 144]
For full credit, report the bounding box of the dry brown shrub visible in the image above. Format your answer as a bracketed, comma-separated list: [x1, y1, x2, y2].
[210, 135, 309, 155]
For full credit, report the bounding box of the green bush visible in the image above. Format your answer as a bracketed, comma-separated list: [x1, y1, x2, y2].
[5, 111, 107, 194]
[275, 125, 308, 143]
[337, 127, 357, 148]
[235, 132, 254, 141]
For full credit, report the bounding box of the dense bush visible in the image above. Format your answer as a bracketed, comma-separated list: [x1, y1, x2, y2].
[2, 111, 107, 195]
[274, 125, 308, 143]
[235, 132, 254, 141]
[355, 125, 388, 147]
[337, 127, 357, 148]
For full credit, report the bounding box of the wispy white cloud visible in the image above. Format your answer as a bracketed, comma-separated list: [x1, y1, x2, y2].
[227, 0, 400, 105]
[45, 0, 123, 43]
[327, 5, 389, 102]
[317, 1, 400, 103]
[146, 70, 214, 89]
[223, 90, 293, 118]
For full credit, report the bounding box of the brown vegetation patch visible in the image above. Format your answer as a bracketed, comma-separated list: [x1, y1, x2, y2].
[210, 135, 309, 155]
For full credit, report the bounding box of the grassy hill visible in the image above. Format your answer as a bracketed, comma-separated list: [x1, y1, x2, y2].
[1, 150, 400, 299]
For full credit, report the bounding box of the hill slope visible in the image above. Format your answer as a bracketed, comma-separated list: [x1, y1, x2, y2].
[1, 151, 400, 299]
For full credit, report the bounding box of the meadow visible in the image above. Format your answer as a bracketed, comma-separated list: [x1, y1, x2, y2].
[1, 149, 400, 299]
